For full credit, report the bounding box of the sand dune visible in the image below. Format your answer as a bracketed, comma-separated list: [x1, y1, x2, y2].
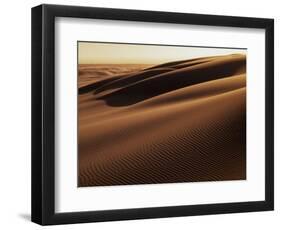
[78, 64, 150, 88]
[78, 54, 246, 187]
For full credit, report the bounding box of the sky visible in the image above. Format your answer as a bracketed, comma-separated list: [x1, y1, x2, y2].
[78, 42, 246, 65]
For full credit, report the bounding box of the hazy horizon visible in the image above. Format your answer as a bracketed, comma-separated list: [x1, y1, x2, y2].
[78, 42, 246, 65]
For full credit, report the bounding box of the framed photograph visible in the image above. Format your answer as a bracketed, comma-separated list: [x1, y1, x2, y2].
[31, 4, 274, 225]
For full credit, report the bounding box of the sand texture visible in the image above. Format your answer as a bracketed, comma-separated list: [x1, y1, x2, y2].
[78, 54, 246, 187]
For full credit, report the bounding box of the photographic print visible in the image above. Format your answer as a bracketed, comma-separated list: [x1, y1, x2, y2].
[78, 42, 246, 187]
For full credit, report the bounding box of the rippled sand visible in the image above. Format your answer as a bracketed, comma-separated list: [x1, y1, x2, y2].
[78, 54, 246, 187]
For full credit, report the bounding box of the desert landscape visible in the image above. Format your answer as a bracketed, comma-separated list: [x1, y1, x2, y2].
[78, 43, 246, 187]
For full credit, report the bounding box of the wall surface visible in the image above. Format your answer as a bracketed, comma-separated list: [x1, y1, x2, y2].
[0, 0, 279, 229]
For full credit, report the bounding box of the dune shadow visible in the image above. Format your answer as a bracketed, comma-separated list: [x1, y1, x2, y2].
[95, 55, 246, 107]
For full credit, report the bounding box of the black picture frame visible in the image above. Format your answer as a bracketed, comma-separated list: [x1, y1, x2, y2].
[31, 4, 274, 225]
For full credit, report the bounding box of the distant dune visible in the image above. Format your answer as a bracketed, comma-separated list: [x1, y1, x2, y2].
[78, 54, 246, 187]
[78, 64, 151, 88]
